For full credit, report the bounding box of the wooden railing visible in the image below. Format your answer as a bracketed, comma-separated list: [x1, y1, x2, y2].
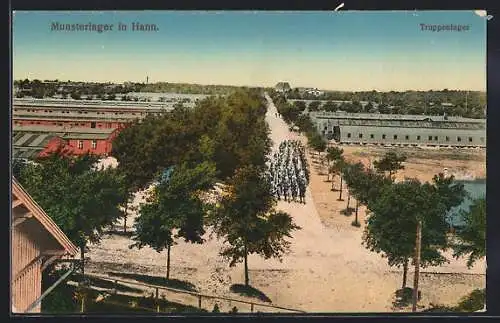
[86, 273, 306, 313]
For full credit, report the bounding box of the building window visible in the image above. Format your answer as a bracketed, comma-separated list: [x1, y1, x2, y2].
[78, 140, 83, 149]
[428, 135, 433, 141]
[434, 136, 438, 141]
[370, 134, 374, 139]
[469, 137, 473, 142]
[445, 136, 450, 141]
[393, 135, 398, 140]
[382, 134, 386, 139]
[359, 133, 363, 139]
[405, 135, 409, 140]
[91, 140, 97, 149]
[457, 136, 462, 142]
[347, 133, 351, 138]
[91, 122, 96, 128]
[417, 135, 421, 140]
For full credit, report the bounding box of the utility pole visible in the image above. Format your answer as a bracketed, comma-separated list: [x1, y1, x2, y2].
[412, 220, 422, 312]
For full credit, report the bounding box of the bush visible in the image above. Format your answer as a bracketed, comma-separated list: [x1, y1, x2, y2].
[422, 304, 456, 313]
[212, 303, 220, 313]
[229, 306, 238, 313]
[456, 289, 485, 312]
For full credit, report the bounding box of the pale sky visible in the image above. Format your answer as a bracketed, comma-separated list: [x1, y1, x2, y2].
[13, 11, 487, 91]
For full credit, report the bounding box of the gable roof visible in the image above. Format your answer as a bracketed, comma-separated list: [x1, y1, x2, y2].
[12, 178, 78, 256]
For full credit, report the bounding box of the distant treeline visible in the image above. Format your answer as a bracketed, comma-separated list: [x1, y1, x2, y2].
[13, 79, 256, 99]
[139, 82, 250, 95]
[13, 79, 144, 99]
[277, 88, 486, 119]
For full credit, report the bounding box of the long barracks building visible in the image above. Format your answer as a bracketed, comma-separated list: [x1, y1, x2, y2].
[12, 98, 195, 130]
[309, 111, 486, 148]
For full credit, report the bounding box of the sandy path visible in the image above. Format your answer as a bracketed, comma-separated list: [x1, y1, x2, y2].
[86, 94, 485, 313]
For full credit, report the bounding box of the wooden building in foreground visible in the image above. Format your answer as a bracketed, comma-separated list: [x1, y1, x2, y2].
[11, 178, 78, 313]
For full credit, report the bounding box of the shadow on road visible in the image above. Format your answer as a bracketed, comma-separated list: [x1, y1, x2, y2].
[229, 284, 272, 303]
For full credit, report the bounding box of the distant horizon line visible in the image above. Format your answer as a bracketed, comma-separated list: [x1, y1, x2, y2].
[12, 78, 486, 93]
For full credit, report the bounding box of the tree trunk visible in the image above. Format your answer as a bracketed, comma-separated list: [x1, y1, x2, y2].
[402, 258, 409, 289]
[244, 241, 249, 287]
[166, 244, 171, 280]
[80, 242, 85, 279]
[123, 203, 128, 233]
[331, 175, 335, 190]
[338, 176, 343, 200]
[346, 190, 351, 209]
[412, 220, 422, 312]
[355, 200, 359, 223]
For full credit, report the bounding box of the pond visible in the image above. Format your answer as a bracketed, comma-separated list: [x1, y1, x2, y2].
[446, 178, 486, 227]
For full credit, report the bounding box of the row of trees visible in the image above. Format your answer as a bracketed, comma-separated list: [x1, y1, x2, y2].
[272, 92, 486, 310]
[15, 89, 299, 293]
[322, 148, 485, 308]
[273, 89, 485, 119]
[285, 88, 485, 117]
[292, 99, 481, 117]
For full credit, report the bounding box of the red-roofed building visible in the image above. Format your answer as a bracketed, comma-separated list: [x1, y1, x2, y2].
[13, 125, 120, 159]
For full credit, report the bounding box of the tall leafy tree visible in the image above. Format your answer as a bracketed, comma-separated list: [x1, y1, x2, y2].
[333, 157, 347, 201]
[210, 165, 300, 286]
[451, 197, 486, 268]
[325, 147, 343, 181]
[308, 133, 327, 157]
[362, 177, 466, 289]
[373, 151, 407, 180]
[130, 161, 216, 279]
[15, 150, 127, 277]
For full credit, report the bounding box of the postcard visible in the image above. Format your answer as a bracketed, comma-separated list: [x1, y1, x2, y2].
[11, 10, 486, 314]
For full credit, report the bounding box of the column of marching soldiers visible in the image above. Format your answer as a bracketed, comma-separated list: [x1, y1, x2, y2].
[267, 140, 310, 203]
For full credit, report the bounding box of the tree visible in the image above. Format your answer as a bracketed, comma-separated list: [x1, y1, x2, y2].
[70, 92, 82, 100]
[308, 100, 321, 112]
[293, 100, 307, 112]
[451, 197, 486, 268]
[130, 162, 216, 279]
[15, 150, 127, 278]
[342, 162, 364, 218]
[373, 151, 407, 180]
[210, 165, 300, 286]
[332, 157, 347, 200]
[112, 89, 271, 189]
[323, 101, 337, 112]
[362, 177, 466, 289]
[325, 147, 343, 180]
[308, 133, 327, 157]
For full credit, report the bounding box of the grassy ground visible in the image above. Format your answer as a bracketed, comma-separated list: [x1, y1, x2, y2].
[106, 271, 198, 292]
[42, 278, 206, 314]
[352, 146, 485, 162]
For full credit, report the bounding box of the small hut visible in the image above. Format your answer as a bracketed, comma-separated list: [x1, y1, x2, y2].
[11, 178, 78, 313]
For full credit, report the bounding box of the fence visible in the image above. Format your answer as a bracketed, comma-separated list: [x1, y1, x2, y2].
[85, 273, 306, 314]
